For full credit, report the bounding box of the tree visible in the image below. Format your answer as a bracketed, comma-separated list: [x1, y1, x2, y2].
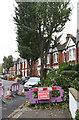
[14, 1, 72, 79]
[3, 55, 14, 73]
[14, 3, 40, 76]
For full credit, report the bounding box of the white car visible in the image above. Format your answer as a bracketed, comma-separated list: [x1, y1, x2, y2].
[24, 77, 40, 90]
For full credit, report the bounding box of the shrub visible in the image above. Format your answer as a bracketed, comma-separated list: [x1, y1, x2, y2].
[74, 62, 79, 73]
[33, 62, 79, 109]
[75, 109, 79, 120]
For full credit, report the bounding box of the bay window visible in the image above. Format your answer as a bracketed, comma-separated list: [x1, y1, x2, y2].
[54, 53, 58, 63]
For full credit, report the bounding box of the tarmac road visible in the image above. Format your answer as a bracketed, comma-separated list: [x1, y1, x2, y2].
[1, 79, 27, 119]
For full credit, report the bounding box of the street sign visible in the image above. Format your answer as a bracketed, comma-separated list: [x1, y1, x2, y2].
[38, 91, 50, 100]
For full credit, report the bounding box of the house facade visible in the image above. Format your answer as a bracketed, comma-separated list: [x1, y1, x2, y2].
[8, 34, 79, 77]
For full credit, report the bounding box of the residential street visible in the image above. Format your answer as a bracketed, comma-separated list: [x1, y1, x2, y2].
[1, 79, 72, 119]
[1, 79, 27, 119]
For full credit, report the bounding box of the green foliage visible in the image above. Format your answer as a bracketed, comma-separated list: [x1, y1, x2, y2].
[58, 62, 73, 74]
[14, 2, 72, 79]
[75, 109, 79, 120]
[33, 62, 79, 109]
[51, 90, 60, 97]
[74, 62, 79, 75]
[3, 55, 14, 73]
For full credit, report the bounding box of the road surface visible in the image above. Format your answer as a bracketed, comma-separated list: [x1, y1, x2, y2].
[1, 79, 27, 119]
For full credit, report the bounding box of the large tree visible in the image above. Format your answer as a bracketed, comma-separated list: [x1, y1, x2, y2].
[14, 3, 40, 76]
[3, 55, 14, 74]
[14, 1, 72, 79]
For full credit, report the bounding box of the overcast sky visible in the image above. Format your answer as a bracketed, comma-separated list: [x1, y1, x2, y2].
[0, 0, 78, 64]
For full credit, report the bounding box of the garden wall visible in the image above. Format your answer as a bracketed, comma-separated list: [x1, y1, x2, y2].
[69, 88, 79, 118]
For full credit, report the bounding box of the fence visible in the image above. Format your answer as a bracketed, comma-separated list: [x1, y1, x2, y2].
[10, 83, 19, 95]
[27, 86, 64, 104]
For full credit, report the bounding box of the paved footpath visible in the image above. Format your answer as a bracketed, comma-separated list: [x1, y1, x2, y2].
[11, 104, 72, 119]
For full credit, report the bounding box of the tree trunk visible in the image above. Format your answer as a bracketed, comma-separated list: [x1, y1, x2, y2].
[29, 64, 32, 77]
[38, 23, 44, 80]
[27, 59, 33, 77]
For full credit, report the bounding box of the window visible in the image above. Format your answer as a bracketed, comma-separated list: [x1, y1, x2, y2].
[63, 52, 66, 62]
[69, 48, 75, 61]
[47, 54, 50, 64]
[73, 48, 75, 60]
[38, 58, 40, 66]
[54, 53, 58, 63]
[54, 54, 56, 63]
[56, 53, 58, 62]
[38, 70, 40, 75]
[69, 49, 72, 60]
[23, 62, 24, 68]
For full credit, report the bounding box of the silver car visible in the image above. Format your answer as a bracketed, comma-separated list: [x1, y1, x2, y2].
[24, 77, 40, 91]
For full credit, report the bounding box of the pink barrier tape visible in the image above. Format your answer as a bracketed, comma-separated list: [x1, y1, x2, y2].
[0, 86, 5, 99]
[10, 83, 19, 95]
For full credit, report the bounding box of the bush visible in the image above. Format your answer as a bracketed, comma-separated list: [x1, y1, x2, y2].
[74, 62, 79, 73]
[33, 62, 79, 109]
[75, 109, 79, 120]
[58, 62, 73, 74]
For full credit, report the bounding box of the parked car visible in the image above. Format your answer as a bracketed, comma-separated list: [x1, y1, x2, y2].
[0, 75, 4, 79]
[3, 74, 10, 80]
[24, 77, 40, 91]
[20, 76, 30, 85]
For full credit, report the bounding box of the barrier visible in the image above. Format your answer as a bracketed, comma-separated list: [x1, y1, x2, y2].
[10, 83, 19, 95]
[27, 86, 64, 104]
[0, 86, 5, 99]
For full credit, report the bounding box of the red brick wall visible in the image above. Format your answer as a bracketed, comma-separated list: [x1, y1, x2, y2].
[66, 51, 69, 62]
[58, 51, 63, 65]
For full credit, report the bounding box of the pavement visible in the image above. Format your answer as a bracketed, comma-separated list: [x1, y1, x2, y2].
[8, 102, 72, 120]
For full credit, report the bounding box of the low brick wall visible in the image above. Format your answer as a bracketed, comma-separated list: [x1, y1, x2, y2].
[69, 88, 79, 119]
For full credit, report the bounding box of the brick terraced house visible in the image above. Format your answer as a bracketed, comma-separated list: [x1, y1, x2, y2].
[8, 34, 79, 77]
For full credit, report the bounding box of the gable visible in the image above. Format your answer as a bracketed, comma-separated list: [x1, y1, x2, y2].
[66, 38, 76, 48]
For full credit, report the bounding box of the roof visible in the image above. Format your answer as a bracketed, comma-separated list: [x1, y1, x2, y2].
[57, 34, 76, 51]
[57, 42, 67, 51]
[77, 29, 79, 42]
[71, 36, 76, 44]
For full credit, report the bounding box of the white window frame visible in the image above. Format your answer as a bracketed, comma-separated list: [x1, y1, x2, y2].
[38, 58, 41, 66]
[69, 48, 76, 61]
[69, 49, 72, 60]
[47, 54, 50, 64]
[53, 52, 58, 64]
[22, 62, 24, 69]
[63, 52, 66, 62]
[73, 48, 75, 60]
[38, 70, 40, 76]
[25, 60, 27, 69]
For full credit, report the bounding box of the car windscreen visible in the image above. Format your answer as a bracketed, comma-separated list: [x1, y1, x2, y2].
[27, 79, 40, 82]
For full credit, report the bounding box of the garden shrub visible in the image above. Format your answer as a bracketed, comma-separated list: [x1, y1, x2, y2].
[75, 109, 79, 120]
[51, 90, 60, 97]
[74, 62, 79, 74]
[31, 62, 79, 109]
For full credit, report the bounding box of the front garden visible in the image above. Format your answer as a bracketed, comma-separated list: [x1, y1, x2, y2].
[27, 62, 79, 111]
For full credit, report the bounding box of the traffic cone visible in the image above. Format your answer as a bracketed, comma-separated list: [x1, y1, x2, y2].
[6, 88, 10, 99]
[22, 87, 25, 96]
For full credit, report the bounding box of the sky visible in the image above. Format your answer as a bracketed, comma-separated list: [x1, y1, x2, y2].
[0, 0, 78, 64]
